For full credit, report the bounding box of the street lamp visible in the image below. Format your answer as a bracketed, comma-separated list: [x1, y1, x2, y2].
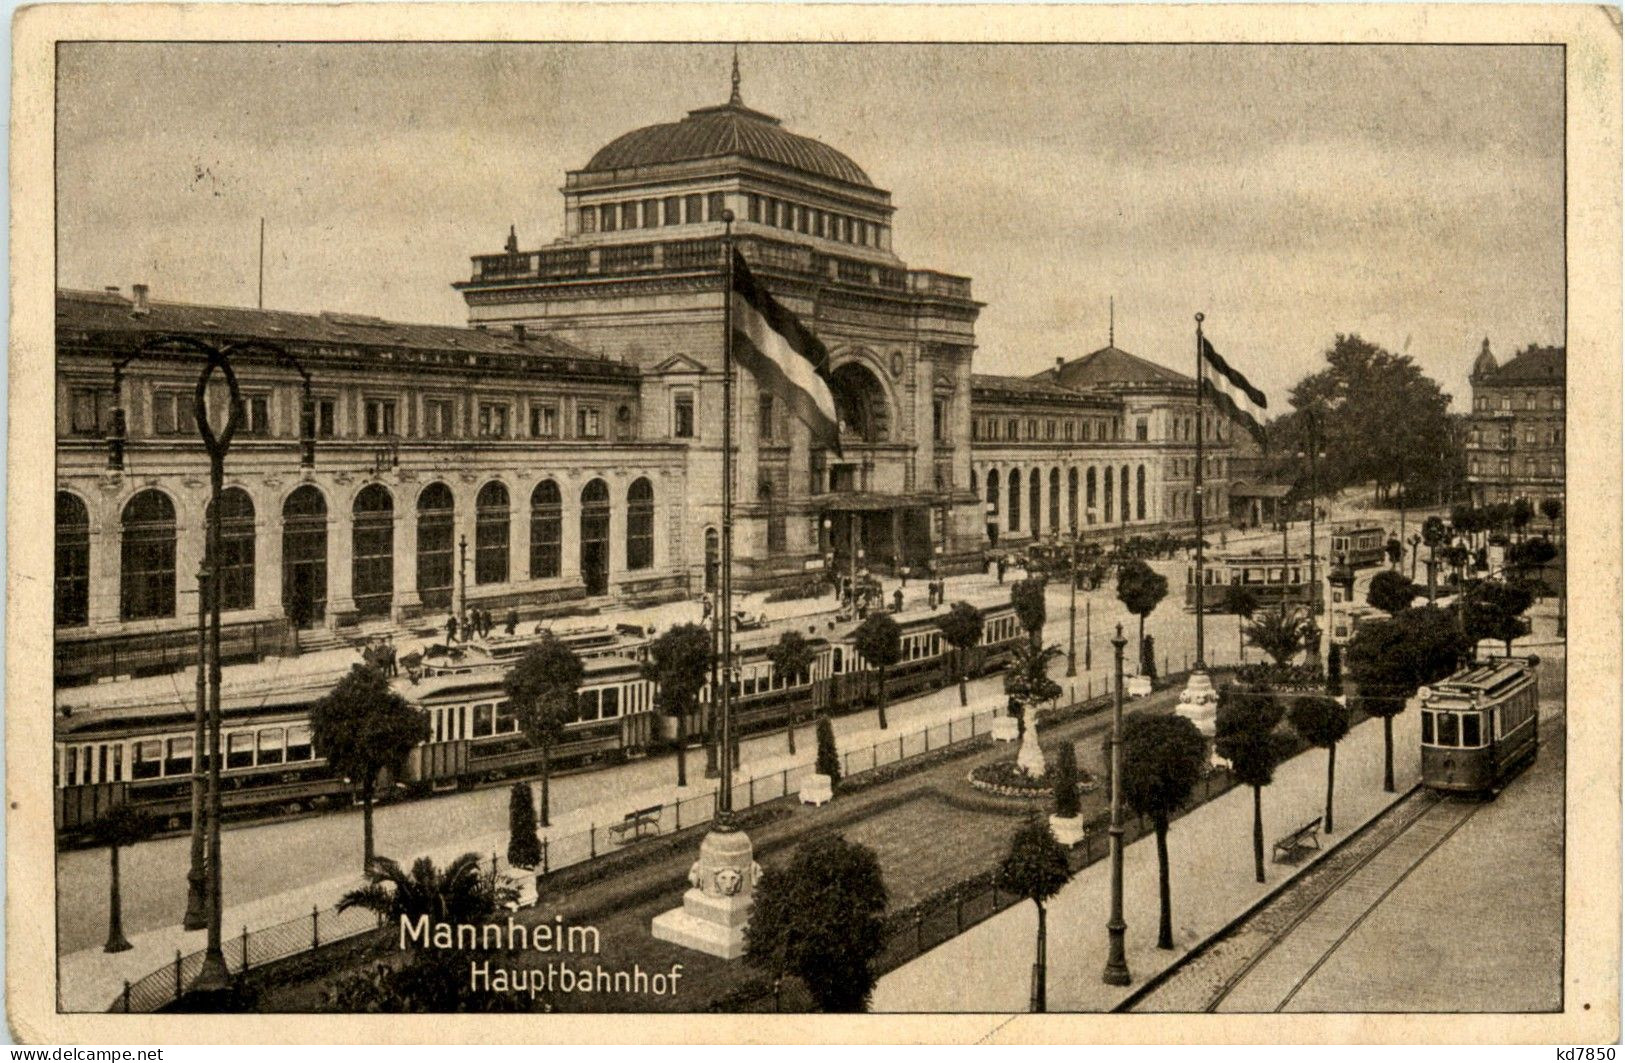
[1296, 416, 1326, 663]
[1102, 622, 1132, 986]
[1066, 536, 1078, 677]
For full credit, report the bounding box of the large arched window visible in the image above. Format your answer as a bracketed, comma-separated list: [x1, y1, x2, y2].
[1121, 466, 1131, 524]
[1086, 467, 1097, 523]
[282, 485, 327, 626]
[1029, 469, 1041, 537]
[985, 468, 1000, 515]
[627, 477, 655, 570]
[417, 483, 455, 609]
[1136, 465, 1147, 521]
[352, 485, 394, 617]
[1007, 469, 1022, 532]
[1104, 467, 1115, 523]
[1067, 468, 1079, 533]
[207, 487, 256, 611]
[120, 490, 176, 621]
[1048, 468, 1061, 532]
[580, 479, 611, 596]
[529, 480, 562, 579]
[55, 492, 90, 627]
[475, 481, 510, 585]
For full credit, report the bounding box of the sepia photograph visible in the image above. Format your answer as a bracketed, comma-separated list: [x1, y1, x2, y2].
[8, 4, 1621, 1045]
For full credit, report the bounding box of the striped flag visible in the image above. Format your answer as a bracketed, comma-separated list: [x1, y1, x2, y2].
[1199, 336, 1268, 445]
[730, 250, 842, 455]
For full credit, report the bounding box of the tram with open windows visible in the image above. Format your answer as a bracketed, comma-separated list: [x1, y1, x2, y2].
[1186, 551, 1324, 613]
[1330, 523, 1388, 570]
[1419, 657, 1540, 796]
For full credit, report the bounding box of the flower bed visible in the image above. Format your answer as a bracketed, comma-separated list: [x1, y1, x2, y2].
[968, 759, 1099, 800]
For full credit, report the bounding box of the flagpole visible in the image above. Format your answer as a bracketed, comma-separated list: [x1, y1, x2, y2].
[1194, 312, 1206, 670]
[719, 210, 737, 823]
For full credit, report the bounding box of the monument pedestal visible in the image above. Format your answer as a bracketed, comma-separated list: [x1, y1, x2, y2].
[799, 772, 833, 806]
[651, 826, 762, 961]
[992, 715, 1020, 742]
[1176, 669, 1220, 737]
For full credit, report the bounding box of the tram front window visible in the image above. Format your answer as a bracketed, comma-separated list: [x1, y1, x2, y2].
[1461, 713, 1482, 747]
[1422, 712, 1435, 744]
[1436, 712, 1459, 747]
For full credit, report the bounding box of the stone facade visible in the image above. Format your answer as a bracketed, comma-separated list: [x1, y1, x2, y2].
[1464, 340, 1565, 507]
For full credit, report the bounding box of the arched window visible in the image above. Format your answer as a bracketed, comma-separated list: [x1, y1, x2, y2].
[1048, 468, 1061, 532]
[1136, 465, 1147, 521]
[985, 468, 1000, 514]
[120, 490, 176, 621]
[529, 480, 561, 579]
[417, 483, 455, 609]
[627, 477, 655, 570]
[1029, 469, 1041, 537]
[55, 492, 90, 627]
[282, 485, 327, 626]
[1121, 466, 1131, 524]
[1104, 468, 1115, 523]
[580, 479, 610, 596]
[1008, 469, 1022, 532]
[1086, 467, 1097, 523]
[475, 481, 510, 585]
[352, 485, 394, 617]
[207, 487, 256, 611]
[1067, 468, 1079, 533]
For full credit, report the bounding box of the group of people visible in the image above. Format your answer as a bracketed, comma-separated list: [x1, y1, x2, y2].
[360, 636, 399, 676]
[444, 607, 519, 644]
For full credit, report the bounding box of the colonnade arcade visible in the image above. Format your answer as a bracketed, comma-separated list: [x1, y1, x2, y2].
[980, 461, 1156, 546]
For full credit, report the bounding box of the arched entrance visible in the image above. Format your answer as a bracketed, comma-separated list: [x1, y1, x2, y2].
[580, 479, 610, 596]
[351, 485, 394, 618]
[830, 361, 891, 442]
[282, 485, 327, 627]
[417, 483, 455, 610]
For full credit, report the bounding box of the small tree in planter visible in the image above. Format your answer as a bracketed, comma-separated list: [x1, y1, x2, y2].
[1245, 603, 1310, 667]
[1288, 695, 1351, 832]
[1216, 684, 1288, 884]
[766, 630, 816, 755]
[935, 601, 985, 707]
[1048, 741, 1085, 846]
[853, 612, 903, 730]
[1120, 713, 1208, 949]
[1116, 558, 1169, 665]
[997, 817, 1074, 1012]
[643, 623, 713, 787]
[506, 782, 542, 870]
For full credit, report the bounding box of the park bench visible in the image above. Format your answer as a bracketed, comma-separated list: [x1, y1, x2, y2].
[608, 804, 663, 845]
[1272, 816, 1323, 864]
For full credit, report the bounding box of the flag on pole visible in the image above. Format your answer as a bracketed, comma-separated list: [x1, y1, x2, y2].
[730, 250, 842, 455]
[1199, 336, 1268, 445]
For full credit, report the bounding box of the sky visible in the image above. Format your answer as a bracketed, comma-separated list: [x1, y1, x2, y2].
[55, 42, 1565, 411]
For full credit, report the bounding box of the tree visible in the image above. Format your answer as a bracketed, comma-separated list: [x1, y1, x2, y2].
[1119, 713, 1208, 949]
[1421, 515, 1449, 600]
[1511, 497, 1534, 541]
[815, 715, 842, 785]
[1116, 559, 1170, 658]
[1540, 497, 1563, 542]
[1244, 603, 1311, 667]
[1004, 640, 1062, 733]
[1051, 741, 1082, 819]
[311, 664, 429, 872]
[505, 634, 584, 828]
[766, 630, 816, 754]
[1346, 606, 1469, 792]
[1507, 538, 1557, 590]
[1011, 576, 1048, 648]
[339, 852, 507, 925]
[935, 601, 985, 707]
[996, 818, 1073, 1012]
[1288, 695, 1350, 832]
[1224, 584, 1261, 619]
[853, 612, 903, 730]
[1216, 685, 1288, 883]
[1384, 536, 1403, 569]
[1140, 635, 1158, 682]
[1326, 641, 1343, 695]
[644, 623, 713, 786]
[1367, 570, 1418, 614]
[91, 804, 156, 953]
[1464, 580, 1535, 657]
[506, 782, 541, 870]
[745, 833, 888, 1012]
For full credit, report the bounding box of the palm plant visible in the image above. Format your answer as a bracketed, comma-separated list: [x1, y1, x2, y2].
[1244, 604, 1311, 667]
[339, 852, 508, 926]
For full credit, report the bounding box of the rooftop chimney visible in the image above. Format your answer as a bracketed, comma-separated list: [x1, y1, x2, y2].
[104, 286, 120, 295]
[512, 323, 527, 343]
[131, 283, 150, 316]
[1055, 356, 1064, 380]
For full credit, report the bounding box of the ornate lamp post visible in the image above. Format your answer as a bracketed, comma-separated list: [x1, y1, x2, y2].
[1066, 536, 1079, 677]
[1102, 622, 1132, 986]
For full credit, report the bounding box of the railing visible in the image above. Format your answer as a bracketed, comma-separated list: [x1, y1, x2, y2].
[108, 702, 997, 1013]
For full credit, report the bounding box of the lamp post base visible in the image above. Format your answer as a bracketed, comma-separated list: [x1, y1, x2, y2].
[183, 872, 208, 931]
[189, 949, 231, 993]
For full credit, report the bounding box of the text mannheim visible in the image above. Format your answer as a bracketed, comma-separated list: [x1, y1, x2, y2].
[54, 84, 1232, 683]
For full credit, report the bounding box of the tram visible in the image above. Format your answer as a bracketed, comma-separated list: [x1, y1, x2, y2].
[1418, 657, 1539, 796]
[1329, 523, 1388, 570]
[1186, 551, 1324, 613]
[55, 598, 1023, 837]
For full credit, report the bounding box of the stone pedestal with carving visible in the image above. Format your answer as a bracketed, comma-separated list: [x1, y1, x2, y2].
[1176, 670, 1220, 738]
[651, 826, 762, 960]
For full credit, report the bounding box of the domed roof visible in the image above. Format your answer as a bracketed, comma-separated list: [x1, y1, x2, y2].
[583, 100, 873, 188]
[1472, 337, 1498, 379]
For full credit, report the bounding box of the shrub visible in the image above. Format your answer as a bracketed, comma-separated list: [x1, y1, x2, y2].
[815, 716, 841, 785]
[1140, 635, 1158, 682]
[506, 782, 542, 870]
[1051, 742, 1082, 818]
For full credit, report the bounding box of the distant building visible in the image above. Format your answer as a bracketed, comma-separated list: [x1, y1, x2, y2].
[1464, 339, 1565, 506]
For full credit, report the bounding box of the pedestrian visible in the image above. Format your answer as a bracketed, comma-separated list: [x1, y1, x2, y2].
[478, 608, 490, 638]
[446, 614, 458, 644]
[383, 637, 397, 677]
[506, 609, 518, 635]
[900, 565, 909, 588]
[893, 587, 904, 613]
[996, 557, 1007, 584]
